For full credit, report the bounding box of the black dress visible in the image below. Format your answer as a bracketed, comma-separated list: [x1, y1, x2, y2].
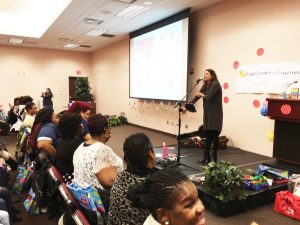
[55, 138, 82, 183]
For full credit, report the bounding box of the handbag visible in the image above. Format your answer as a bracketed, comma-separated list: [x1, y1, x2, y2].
[274, 191, 300, 221]
[23, 188, 40, 215]
[11, 165, 32, 194]
[67, 182, 105, 214]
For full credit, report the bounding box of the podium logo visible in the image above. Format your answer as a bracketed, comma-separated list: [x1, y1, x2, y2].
[280, 104, 291, 115]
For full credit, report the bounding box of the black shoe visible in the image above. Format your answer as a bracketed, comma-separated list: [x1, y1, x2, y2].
[198, 158, 211, 164]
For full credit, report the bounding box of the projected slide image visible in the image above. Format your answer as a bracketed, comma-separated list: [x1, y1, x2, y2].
[130, 16, 189, 101]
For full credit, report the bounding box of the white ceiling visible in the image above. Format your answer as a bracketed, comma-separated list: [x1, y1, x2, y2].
[0, 0, 223, 52]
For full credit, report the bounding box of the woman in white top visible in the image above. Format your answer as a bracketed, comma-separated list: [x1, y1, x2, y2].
[23, 102, 38, 127]
[73, 113, 123, 213]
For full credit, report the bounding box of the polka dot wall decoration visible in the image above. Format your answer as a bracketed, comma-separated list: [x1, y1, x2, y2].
[253, 100, 260, 108]
[223, 96, 229, 104]
[257, 48, 264, 56]
[223, 82, 229, 89]
[233, 61, 239, 69]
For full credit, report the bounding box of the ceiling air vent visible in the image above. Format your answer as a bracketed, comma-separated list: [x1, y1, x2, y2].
[115, 0, 137, 3]
[79, 45, 92, 48]
[101, 34, 115, 38]
[83, 18, 103, 25]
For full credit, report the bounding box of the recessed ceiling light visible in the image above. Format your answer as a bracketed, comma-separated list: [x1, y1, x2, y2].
[144, 1, 152, 5]
[64, 43, 80, 48]
[115, 5, 149, 18]
[86, 29, 106, 36]
[8, 37, 24, 44]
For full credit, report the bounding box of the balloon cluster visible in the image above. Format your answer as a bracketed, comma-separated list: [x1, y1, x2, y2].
[260, 101, 268, 116]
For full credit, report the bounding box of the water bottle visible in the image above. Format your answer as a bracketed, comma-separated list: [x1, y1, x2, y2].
[162, 142, 168, 158]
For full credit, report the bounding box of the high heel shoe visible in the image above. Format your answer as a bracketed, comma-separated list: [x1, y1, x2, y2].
[198, 158, 211, 164]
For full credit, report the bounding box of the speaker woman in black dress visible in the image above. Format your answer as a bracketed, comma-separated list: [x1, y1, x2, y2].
[189, 69, 223, 163]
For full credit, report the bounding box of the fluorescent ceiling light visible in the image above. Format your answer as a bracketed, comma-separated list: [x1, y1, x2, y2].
[8, 37, 24, 44]
[0, 0, 72, 38]
[64, 43, 80, 48]
[86, 29, 106, 37]
[115, 5, 149, 19]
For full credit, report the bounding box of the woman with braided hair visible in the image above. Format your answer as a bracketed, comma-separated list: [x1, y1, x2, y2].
[128, 169, 206, 225]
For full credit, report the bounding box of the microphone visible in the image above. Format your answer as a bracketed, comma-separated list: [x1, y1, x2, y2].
[192, 78, 203, 83]
[281, 80, 298, 99]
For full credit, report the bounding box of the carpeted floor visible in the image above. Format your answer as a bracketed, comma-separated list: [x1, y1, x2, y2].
[2, 124, 297, 225]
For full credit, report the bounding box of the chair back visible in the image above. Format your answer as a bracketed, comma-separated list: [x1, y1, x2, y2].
[48, 165, 64, 184]
[58, 183, 81, 209]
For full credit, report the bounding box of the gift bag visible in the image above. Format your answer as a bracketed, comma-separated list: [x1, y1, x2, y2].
[274, 191, 300, 221]
[11, 165, 32, 194]
[67, 182, 105, 214]
[23, 188, 40, 215]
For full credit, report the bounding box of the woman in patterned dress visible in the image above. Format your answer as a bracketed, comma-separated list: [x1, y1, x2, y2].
[107, 133, 157, 225]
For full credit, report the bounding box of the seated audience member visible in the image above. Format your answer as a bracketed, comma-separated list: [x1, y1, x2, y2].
[30, 108, 59, 161]
[22, 102, 38, 127]
[66, 101, 91, 141]
[73, 113, 123, 210]
[108, 133, 156, 225]
[128, 169, 206, 225]
[56, 113, 83, 183]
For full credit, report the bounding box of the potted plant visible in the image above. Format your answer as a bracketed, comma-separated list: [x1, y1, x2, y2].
[75, 77, 92, 102]
[198, 161, 248, 217]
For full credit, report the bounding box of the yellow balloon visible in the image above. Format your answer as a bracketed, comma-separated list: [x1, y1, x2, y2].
[267, 131, 274, 142]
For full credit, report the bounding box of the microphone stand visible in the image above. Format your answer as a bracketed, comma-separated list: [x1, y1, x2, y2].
[169, 80, 201, 171]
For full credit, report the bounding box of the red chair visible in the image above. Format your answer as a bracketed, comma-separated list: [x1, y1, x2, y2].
[48, 165, 64, 184]
[58, 183, 80, 209]
[72, 210, 91, 225]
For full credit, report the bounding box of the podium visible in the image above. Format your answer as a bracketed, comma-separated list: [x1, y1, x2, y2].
[266, 98, 300, 172]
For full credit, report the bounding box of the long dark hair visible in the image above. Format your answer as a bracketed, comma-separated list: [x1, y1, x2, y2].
[33, 108, 54, 127]
[58, 113, 81, 139]
[200, 68, 218, 92]
[123, 133, 153, 175]
[127, 169, 190, 218]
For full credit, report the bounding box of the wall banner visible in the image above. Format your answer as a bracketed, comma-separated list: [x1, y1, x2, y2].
[236, 62, 300, 93]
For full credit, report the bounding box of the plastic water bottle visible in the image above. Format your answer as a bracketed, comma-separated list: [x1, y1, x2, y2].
[162, 142, 168, 158]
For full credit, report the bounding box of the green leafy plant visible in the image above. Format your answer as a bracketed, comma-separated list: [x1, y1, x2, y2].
[75, 77, 92, 101]
[201, 161, 248, 202]
[108, 113, 128, 127]
[108, 115, 120, 127]
[117, 115, 128, 125]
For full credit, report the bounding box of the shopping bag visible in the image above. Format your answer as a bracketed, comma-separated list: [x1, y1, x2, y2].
[11, 165, 32, 194]
[23, 188, 40, 215]
[274, 191, 300, 221]
[67, 182, 105, 214]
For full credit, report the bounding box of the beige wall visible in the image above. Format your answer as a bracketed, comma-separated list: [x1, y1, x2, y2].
[2, 0, 299, 157]
[92, 0, 300, 157]
[0, 46, 92, 112]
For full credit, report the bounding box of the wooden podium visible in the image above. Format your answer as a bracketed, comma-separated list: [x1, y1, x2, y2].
[266, 98, 300, 172]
